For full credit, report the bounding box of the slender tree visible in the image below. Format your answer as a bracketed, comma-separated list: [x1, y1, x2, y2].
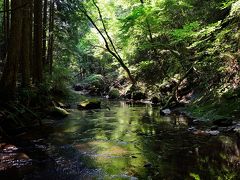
[47, 0, 55, 75]
[33, 0, 43, 84]
[3, 0, 9, 44]
[21, 0, 32, 87]
[29, 0, 33, 79]
[80, 0, 136, 84]
[0, 0, 23, 100]
[2, 0, 9, 60]
[42, 0, 48, 65]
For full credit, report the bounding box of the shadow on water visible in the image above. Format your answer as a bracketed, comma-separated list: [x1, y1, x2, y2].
[2, 101, 240, 179]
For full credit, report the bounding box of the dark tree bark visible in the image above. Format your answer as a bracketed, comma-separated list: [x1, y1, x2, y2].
[33, 0, 43, 84]
[47, 0, 54, 75]
[0, 0, 23, 100]
[3, 0, 10, 44]
[42, 0, 48, 65]
[21, 0, 32, 87]
[29, 0, 33, 79]
[1, 0, 10, 61]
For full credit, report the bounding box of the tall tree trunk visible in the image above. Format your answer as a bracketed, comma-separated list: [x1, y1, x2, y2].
[29, 0, 33, 80]
[42, 0, 48, 65]
[2, 0, 9, 61]
[33, 0, 43, 84]
[3, 0, 9, 44]
[21, 0, 31, 87]
[0, 0, 23, 100]
[47, 0, 54, 75]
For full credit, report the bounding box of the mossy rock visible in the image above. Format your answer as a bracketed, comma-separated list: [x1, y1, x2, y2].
[108, 88, 120, 99]
[77, 99, 101, 110]
[51, 107, 70, 117]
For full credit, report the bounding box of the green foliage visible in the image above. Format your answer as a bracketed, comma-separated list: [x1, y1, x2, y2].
[81, 74, 106, 89]
[189, 173, 200, 180]
[108, 88, 120, 99]
[121, 5, 145, 34]
[50, 66, 73, 97]
[221, 0, 238, 9]
[50, 0, 240, 121]
[18, 88, 37, 105]
[136, 60, 162, 84]
[171, 21, 200, 42]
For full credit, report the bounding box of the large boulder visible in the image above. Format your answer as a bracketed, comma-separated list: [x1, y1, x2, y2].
[77, 99, 101, 110]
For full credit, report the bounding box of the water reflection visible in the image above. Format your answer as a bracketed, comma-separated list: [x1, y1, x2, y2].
[21, 101, 240, 179]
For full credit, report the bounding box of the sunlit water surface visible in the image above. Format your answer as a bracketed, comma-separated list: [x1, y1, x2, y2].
[4, 101, 240, 179]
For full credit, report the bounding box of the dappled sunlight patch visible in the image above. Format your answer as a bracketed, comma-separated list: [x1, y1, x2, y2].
[102, 145, 129, 156]
[74, 143, 91, 152]
[63, 125, 81, 133]
[74, 140, 130, 157]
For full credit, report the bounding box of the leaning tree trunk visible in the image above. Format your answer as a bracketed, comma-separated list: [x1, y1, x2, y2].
[81, 1, 136, 85]
[33, 0, 43, 84]
[0, 0, 23, 100]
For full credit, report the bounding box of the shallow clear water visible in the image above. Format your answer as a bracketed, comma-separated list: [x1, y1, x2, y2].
[5, 101, 240, 179]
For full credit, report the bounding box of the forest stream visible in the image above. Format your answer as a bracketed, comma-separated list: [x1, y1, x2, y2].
[1, 99, 240, 179]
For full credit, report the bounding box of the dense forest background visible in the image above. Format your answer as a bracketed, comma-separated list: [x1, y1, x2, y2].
[0, 1, 240, 179]
[0, 0, 239, 120]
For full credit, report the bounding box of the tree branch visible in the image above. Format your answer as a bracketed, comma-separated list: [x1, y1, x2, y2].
[92, 0, 121, 60]
[78, 4, 136, 84]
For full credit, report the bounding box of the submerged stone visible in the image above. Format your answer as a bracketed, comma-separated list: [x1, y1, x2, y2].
[206, 130, 220, 136]
[160, 109, 171, 115]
